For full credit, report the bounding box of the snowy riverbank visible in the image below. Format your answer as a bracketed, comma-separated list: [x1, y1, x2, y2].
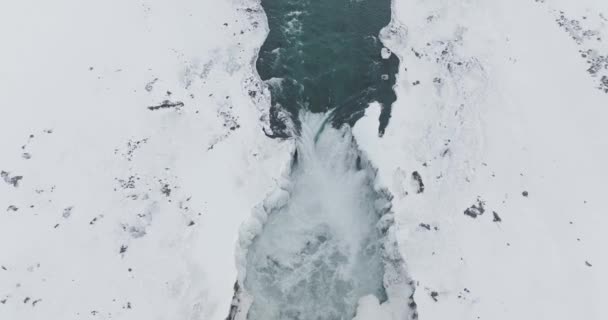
[1, 1, 291, 319]
[354, 0, 608, 319]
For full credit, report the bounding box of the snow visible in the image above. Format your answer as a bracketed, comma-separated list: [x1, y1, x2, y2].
[381, 47, 393, 60]
[354, 0, 608, 319]
[352, 295, 392, 320]
[0, 0, 291, 319]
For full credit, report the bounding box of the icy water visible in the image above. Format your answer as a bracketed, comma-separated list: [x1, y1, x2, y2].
[244, 115, 390, 320]
[235, 0, 405, 319]
[258, 0, 398, 136]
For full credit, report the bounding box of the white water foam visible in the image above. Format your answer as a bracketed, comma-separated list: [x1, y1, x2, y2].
[233, 113, 416, 320]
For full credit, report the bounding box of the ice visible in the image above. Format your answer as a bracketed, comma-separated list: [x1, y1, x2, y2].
[381, 47, 392, 59]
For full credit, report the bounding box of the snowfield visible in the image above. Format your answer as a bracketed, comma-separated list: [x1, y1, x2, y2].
[1, 0, 607, 320]
[355, 0, 608, 319]
[1, 0, 290, 319]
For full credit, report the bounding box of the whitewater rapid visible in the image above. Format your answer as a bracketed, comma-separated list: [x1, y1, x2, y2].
[232, 114, 417, 320]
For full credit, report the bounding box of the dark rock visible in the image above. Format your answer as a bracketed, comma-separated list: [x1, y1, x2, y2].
[492, 211, 502, 222]
[408, 299, 417, 309]
[161, 184, 172, 197]
[147, 100, 184, 111]
[226, 281, 241, 320]
[412, 48, 422, 58]
[412, 171, 425, 194]
[464, 198, 485, 218]
[1, 171, 23, 187]
[430, 291, 438, 302]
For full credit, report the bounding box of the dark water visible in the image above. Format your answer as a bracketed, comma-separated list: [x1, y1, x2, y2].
[234, 1, 405, 319]
[258, 0, 399, 137]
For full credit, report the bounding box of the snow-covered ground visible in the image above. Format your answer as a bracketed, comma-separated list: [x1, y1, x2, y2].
[1, 0, 607, 319]
[355, 0, 608, 319]
[1, 0, 291, 319]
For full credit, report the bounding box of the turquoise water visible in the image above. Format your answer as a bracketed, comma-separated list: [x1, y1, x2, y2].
[258, 0, 398, 136]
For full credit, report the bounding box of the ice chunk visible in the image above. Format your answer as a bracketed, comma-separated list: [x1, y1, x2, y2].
[381, 47, 392, 59]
